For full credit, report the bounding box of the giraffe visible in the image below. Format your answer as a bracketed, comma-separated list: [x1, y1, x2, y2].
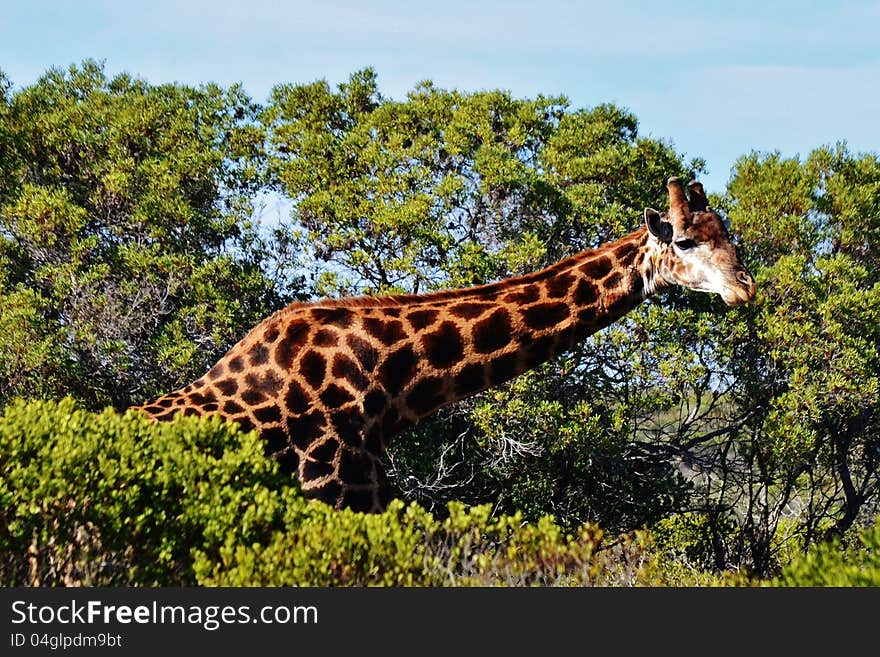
[132, 177, 756, 512]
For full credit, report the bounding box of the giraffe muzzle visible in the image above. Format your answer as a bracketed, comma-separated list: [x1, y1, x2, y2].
[724, 269, 756, 306]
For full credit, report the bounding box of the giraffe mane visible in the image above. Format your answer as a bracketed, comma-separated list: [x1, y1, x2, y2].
[273, 229, 646, 316]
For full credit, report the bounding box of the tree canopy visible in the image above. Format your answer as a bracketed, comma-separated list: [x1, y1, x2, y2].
[0, 61, 299, 408]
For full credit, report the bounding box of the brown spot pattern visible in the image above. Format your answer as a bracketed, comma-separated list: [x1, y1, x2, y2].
[133, 224, 660, 514]
[472, 308, 512, 354]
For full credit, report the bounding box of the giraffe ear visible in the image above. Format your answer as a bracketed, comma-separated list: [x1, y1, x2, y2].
[644, 208, 673, 244]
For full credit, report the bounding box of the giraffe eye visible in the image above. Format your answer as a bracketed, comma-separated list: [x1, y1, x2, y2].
[674, 239, 697, 251]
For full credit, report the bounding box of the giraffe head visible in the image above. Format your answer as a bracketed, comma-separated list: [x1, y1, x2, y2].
[644, 177, 756, 306]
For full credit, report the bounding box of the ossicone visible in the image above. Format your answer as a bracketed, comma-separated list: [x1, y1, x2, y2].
[687, 180, 709, 213]
[666, 176, 691, 229]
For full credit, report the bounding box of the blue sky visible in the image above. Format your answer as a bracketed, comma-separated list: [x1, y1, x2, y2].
[2, 0, 878, 192]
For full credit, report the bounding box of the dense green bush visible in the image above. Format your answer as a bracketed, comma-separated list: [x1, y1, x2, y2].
[771, 519, 880, 587]
[196, 501, 651, 587]
[3, 399, 876, 586]
[0, 399, 650, 587]
[0, 398, 289, 585]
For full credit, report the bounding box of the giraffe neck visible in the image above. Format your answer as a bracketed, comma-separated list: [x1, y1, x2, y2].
[134, 225, 667, 511]
[404, 225, 661, 416]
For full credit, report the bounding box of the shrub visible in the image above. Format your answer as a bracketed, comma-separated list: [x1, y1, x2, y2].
[0, 398, 288, 585]
[196, 501, 647, 587]
[0, 399, 648, 587]
[771, 519, 880, 587]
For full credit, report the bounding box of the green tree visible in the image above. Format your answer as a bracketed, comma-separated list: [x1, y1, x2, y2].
[642, 147, 880, 575]
[0, 61, 303, 409]
[265, 70, 697, 532]
[724, 147, 879, 565]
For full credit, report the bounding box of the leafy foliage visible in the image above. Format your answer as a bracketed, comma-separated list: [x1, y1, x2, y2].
[264, 70, 691, 296]
[0, 399, 648, 587]
[264, 69, 699, 533]
[0, 398, 288, 585]
[1, 63, 878, 584]
[686, 147, 880, 573]
[196, 500, 650, 587]
[0, 61, 299, 409]
[771, 517, 880, 587]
